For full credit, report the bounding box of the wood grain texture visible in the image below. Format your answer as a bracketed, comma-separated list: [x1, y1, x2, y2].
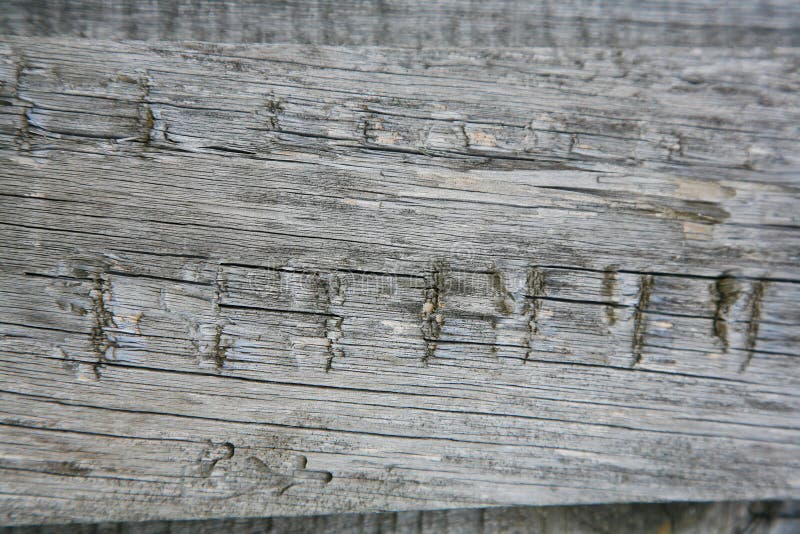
[1, 0, 799, 48]
[0, 39, 799, 524]
[3, 501, 798, 534]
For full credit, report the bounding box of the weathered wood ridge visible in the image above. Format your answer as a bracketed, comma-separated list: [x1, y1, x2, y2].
[0, 39, 798, 524]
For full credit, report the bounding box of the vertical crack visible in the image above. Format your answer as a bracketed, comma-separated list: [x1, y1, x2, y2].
[489, 267, 515, 316]
[138, 73, 154, 146]
[89, 272, 117, 378]
[324, 315, 344, 372]
[631, 274, 654, 367]
[740, 280, 766, 372]
[602, 266, 617, 326]
[211, 324, 227, 371]
[523, 267, 546, 364]
[710, 272, 740, 353]
[420, 261, 448, 365]
[207, 265, 230, 372]
[320, 272, 345, 372]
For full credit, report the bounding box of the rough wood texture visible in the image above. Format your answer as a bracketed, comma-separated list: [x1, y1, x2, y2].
[0, 39, 799, 525]
[2, 0, 800, 48]
[3, 501, 798, 534]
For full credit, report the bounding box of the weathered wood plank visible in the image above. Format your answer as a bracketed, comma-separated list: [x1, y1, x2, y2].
[1, 0, 799, 48]
[0, 39, 798, 525]
[2, 501, 797, 533]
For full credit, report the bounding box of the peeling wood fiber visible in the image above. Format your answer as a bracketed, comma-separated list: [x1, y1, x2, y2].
[0, 38, 799, 525]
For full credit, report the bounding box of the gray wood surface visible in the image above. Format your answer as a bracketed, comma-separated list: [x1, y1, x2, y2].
[3, 501, 799, 534]
[0, 38, 799, 525]
[2, 0, 799, 48]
